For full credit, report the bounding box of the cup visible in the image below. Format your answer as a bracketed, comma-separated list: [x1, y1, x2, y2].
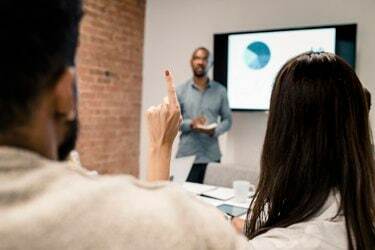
[233, 180, 253, 203]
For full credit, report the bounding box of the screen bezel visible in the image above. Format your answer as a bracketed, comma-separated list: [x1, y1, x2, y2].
[213, 24, 357, 112]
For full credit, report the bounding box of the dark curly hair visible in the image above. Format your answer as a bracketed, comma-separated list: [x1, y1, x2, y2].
[0, 0, 83, 132]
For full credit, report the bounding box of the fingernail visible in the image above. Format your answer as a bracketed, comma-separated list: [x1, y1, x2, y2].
[165, 70, 170, 76]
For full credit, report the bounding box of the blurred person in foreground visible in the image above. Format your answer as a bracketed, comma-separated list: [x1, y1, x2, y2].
[232, 52, 375, 249]
[0, 1, 248, 249]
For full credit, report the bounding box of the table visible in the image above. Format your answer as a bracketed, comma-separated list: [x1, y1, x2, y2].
[181, 182, 253, 219]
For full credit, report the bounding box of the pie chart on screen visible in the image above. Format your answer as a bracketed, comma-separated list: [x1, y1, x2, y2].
[244, 41, 271, 70]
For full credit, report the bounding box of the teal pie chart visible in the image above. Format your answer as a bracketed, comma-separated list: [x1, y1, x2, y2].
[244, 41, 271, 70]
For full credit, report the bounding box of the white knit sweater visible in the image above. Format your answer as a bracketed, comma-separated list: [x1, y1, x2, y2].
[0, 147, 248, 250]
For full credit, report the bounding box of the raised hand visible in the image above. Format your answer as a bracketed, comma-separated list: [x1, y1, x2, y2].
[146, 70, 181, 181]
[146, 70, 181, 147]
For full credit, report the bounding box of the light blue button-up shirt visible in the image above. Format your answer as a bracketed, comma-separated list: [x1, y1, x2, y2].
[176, 79, 232, 163]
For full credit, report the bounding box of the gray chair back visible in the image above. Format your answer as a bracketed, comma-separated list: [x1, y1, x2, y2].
[203, 163, 259, 188]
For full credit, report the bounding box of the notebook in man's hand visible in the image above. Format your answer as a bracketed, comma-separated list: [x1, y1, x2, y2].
[195, 123, 218, 130]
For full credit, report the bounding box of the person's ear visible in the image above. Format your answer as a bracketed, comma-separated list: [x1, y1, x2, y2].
[53, 67, 76, 121]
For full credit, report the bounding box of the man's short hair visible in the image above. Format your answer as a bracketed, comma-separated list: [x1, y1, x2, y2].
[0, 0, 82, 132]
[192, 47, 210, 58]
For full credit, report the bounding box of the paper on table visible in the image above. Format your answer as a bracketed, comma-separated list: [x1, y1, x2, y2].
[201, 187, 235, 201]
[196, 196, 224, 207]
[170, 156, 195, 184]
[182, 182, 217, 195]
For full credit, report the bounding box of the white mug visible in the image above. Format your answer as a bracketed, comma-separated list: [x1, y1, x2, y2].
[233, 180, 254, 203]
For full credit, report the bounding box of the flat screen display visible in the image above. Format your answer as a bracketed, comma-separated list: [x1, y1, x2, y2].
[214, 24, 357, 111]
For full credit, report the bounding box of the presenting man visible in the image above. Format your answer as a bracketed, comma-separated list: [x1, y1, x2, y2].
[176, 47, 232, 183]
[0, 1, 249, 249]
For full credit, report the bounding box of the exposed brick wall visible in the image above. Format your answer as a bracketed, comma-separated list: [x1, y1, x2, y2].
[76, 0, 145, 176]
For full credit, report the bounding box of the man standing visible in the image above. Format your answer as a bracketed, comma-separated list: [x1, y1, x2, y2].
[176, 47, 232, 183]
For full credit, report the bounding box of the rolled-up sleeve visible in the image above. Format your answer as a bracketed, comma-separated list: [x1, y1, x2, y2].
[181, 118, 192, 133]
[214, 89, 232, 137]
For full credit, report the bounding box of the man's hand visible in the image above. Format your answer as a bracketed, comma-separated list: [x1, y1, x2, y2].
[191, 116, 214, 136]
[190, 116, 214, 136]
[191, 116, 206, 129]
[146, 70, 181, 147]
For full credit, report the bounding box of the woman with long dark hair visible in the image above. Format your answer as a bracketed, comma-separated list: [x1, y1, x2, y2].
[244, 52, 375, 249]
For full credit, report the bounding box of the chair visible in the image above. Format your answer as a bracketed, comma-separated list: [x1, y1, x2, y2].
[203, 163, 259, 188]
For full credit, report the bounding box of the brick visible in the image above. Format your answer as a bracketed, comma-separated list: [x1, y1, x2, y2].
[76, 0, 144, 177]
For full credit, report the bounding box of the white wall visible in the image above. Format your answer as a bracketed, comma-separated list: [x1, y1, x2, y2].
[140, 0, 375, 179]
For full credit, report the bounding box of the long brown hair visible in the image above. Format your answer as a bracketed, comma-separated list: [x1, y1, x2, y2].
[245, 52, 375, 249]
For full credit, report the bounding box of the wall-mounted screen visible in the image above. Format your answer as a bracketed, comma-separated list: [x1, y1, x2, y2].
[214, 24, 357, 111]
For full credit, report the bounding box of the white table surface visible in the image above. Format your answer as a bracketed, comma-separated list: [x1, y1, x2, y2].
[181, 182, 253, 219]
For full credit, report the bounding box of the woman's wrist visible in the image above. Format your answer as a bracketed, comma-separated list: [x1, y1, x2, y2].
[149, 142, 173, 152]
[147, 143, 173, 181]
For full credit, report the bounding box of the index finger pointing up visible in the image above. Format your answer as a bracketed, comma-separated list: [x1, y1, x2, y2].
[164, 70, 178, 108]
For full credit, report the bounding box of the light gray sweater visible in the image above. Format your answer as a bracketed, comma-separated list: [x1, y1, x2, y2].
[0, 147, 248, 250]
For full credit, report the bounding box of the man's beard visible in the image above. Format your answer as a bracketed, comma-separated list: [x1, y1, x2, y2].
[194, 71, 206, 78]
[193, 66, 207, 78]
[58, 118, 79, 161]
